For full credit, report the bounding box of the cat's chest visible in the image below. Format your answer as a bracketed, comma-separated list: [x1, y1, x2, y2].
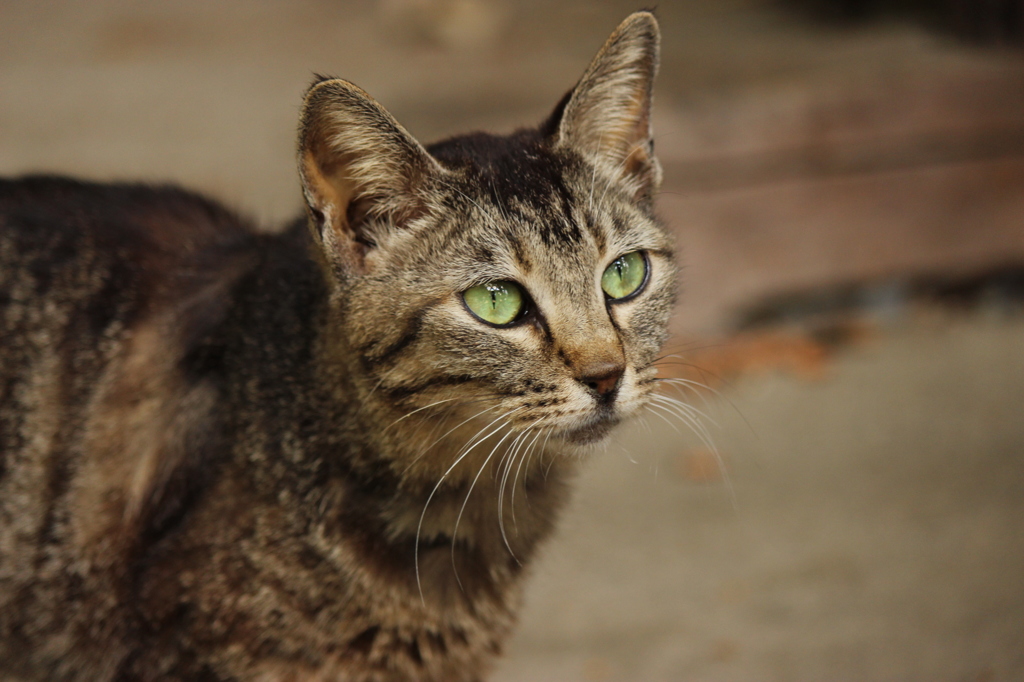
[133, 470, 517, 682]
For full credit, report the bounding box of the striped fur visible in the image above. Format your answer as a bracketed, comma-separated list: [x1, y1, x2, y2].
[0, 12, 675, 682]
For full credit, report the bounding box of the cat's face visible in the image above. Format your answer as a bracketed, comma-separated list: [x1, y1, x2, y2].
[299, 12, 673, 466]
[348, 134, 675, 449]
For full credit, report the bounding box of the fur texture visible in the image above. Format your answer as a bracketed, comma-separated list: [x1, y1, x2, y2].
[0, 12, 675, 681]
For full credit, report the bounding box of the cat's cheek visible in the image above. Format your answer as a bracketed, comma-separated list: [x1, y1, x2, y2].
[618, 289, 676, 358]
[430, 299, 549, 385]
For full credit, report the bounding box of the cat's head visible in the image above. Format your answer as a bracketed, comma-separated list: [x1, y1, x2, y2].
[298, 12, 675, 467]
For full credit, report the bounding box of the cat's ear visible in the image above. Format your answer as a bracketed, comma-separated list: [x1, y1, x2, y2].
[548, 11, 661, 202]
[298, 77, 443, 273]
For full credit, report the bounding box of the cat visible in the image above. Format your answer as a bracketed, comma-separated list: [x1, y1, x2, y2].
[0, 11, 675, 682]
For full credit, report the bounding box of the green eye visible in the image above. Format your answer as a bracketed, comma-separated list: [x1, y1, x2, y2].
[601, 251, 647, 300]
[463, 281, 525, 326]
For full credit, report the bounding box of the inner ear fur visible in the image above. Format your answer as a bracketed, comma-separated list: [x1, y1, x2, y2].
[552, 11, 661, 201]
[298, 78, 442, 272]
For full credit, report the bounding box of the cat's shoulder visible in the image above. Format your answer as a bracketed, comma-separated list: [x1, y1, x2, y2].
[0, 176, 277, 564]
[0, 174, 259, 261]
[0, 174, 271, 343]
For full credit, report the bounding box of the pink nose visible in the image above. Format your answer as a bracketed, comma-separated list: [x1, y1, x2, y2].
[577, 361, 624, 400]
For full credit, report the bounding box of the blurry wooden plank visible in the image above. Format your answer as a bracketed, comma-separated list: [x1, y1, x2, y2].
[662, 156, 1024, 335]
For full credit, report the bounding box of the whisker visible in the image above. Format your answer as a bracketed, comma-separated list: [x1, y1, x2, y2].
[644, 399, 739, 512]
[415, 406, 524, 603]
[489, 177, 516, 230]
[383, 397, 459, 431]
[654, 375, 714, 392]
[510, 427, 546, 532]
[497, 428, 537, 562]
[450, 421, 522, 589]
[401, 402, 500, 476]
[652, 358, 737, 392]
[648, 395, 717, 451]
[655, 374, 760, 444]
[543, 441, 559, 480]
[650, 392, 719, 430]
[652, 377, 716, 412]
[495, 428, 528, 526]
[645, 402, 684, 436]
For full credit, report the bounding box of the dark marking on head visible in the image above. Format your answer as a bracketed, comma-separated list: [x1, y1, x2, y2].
[510, 239, 532, 274]
[584, 210, 607, 254]
[428, 131, 583, 247]
[360, 308, 427, 368]
[610, 214, 631, 241]
[407, 638, 424, 665]
[473, 246, 495, 264]
[350, 626, 380, 655]
[427, 631, 448, 656]
[380, 373, 478, 403]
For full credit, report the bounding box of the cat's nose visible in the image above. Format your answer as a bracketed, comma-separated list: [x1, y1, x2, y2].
[577, 361, 625, 401]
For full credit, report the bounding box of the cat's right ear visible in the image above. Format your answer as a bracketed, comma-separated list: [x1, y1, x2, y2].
[298, 78, 443, 274]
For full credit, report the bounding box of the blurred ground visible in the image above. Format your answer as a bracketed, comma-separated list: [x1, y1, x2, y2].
[496, 312, 1024, 681]
[2, 1, 1023, 679]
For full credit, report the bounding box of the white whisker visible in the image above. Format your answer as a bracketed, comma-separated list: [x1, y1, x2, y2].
[643, 397, 738, 513]
[654, 375, 718, 410]
[402, 402, 499, 476]
[415, 406, 524, 603]
[510, 427, 546, 532]
[384, 397, 458, 431]
[648, 395, 716, 452]
[450, 421, 521, 589]
[497, 428, 536, 563]
[650, 392, 719, 431]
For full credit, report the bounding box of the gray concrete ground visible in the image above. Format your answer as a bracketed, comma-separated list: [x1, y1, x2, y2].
[3, 1, 1023, 679]
[494, 313, 1024, 681]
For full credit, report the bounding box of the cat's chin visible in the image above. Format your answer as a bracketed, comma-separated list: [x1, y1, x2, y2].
[560, 414, 621, 445]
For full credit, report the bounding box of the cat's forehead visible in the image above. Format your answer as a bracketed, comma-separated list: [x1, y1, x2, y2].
[430, 130, 578, 222]
[428, 130, 657, 266]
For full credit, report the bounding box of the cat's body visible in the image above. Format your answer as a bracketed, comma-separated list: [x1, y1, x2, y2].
[0, 13, 674, 681]
[0, 177, 551, 679]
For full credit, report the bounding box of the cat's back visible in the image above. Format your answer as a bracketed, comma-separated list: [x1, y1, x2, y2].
[0, 176, 259, 344]
[0, 175, 260, 447]
[0, 174, 258, 306]
[0, 176, 261, 679]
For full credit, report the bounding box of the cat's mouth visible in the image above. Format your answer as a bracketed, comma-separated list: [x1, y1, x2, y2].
[561, 412, 621, 445]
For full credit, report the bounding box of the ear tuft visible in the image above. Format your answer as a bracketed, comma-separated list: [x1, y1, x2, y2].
[553, 12, 661, 201]
[298, 79, 442, 273]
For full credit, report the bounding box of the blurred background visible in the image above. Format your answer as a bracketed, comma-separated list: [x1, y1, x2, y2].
[2, 1, 1023, 679]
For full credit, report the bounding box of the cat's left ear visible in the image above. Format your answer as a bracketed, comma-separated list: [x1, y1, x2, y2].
[299, 77, 444, 274]
[549, 11, 661, 203]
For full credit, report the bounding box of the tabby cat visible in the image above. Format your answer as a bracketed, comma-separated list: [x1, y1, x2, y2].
[0, 11, 675, 681]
